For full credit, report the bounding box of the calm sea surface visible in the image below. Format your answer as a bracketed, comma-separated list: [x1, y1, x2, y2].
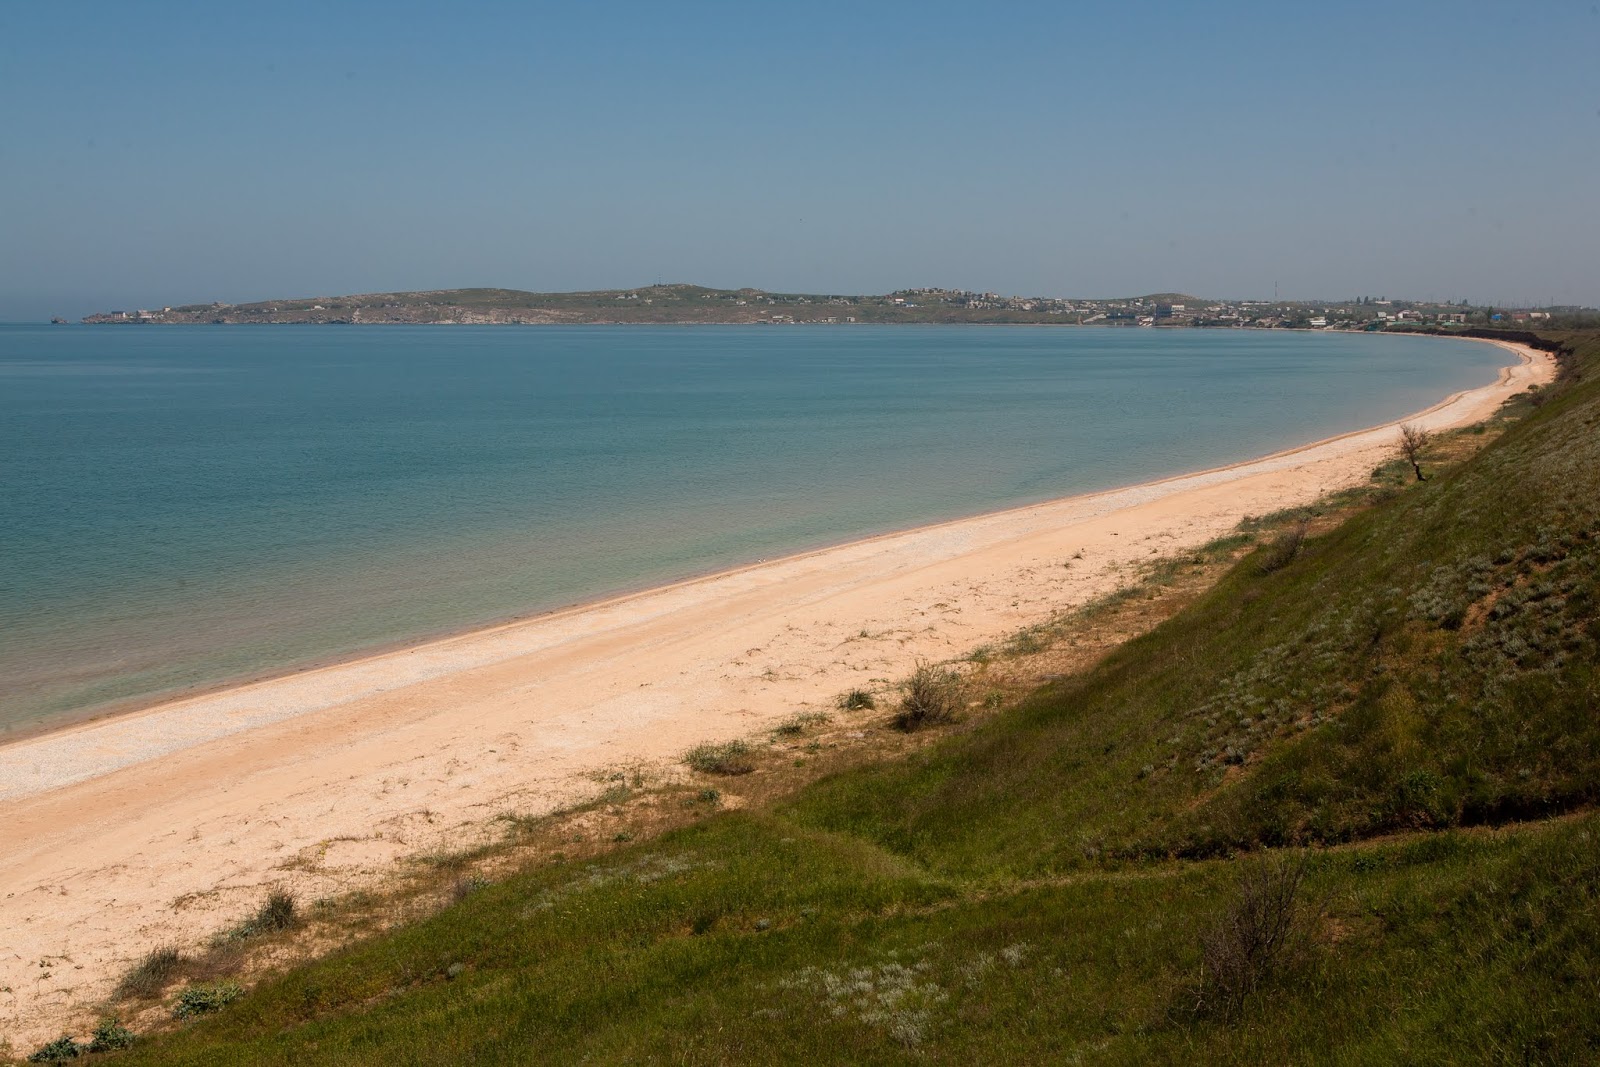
[0, 324, 1508, 733]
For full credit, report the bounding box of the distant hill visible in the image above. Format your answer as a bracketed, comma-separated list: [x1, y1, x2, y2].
[85, 286, 1564, 330]
[81, 285, 1220, 326]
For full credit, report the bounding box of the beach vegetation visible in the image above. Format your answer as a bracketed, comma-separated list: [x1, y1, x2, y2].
[172, 983, 244, 1020]
[684, 740, 756, 775]
[892, 662, 966, 731]
[223, 891, 298, 941]
[1001, 627, 1048, 656]
[772, 712, 830, 737]
[87, 1018, 136, 1053]
[1255, 520, 1309, 575]
[835, 688, 876, 711]
[255, 890, 298, 933]
[113, 947, 185, 1001]
[24, 1036, 81, 1063]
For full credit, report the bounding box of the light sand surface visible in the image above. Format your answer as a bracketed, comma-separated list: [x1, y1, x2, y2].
[0, 338, 1551, 1047]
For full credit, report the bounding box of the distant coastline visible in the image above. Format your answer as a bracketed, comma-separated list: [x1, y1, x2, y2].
[80, 282, 1569, 331]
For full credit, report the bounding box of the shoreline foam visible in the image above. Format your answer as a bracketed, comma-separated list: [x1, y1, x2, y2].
[0, 337, 1551, 1048]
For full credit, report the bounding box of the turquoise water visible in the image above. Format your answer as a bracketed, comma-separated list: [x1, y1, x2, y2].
[0, 324, 1507, 733]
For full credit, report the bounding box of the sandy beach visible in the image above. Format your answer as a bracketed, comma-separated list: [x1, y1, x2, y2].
[0, 337, 1552, 1048]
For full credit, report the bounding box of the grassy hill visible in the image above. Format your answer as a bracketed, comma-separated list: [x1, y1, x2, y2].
[25, 332, 1599, 1065]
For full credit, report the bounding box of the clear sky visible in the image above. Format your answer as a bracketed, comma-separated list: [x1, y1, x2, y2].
[2, 1, 1597, 319]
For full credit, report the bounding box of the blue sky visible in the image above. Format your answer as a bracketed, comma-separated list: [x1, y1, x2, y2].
[2, 1, 1597, 318]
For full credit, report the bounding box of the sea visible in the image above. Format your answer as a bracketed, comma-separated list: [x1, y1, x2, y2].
[0, 324, 1509, 735]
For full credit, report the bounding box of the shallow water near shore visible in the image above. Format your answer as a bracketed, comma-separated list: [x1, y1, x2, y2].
[0, 324, 1506, 733]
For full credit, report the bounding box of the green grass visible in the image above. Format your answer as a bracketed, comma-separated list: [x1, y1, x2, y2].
[53, 330, 1600, 1066]
[98, 816, 1600, 1065]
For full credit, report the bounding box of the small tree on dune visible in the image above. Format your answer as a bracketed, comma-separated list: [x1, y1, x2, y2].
[1398, 422, 1431, 482]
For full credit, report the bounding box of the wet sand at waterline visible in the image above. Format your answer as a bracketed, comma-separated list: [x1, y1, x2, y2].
[0, 339, 1551, 1047]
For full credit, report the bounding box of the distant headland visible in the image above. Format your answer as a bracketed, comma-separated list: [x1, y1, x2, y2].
[78, 284, 1595, 330]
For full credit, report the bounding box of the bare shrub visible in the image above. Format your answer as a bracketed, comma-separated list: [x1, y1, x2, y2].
[893, 662, 966, 732]
[113, 946, 184, 1001]
[684, 740, 755, 775]
[1398, 422, 1431, 482]
[1195, 853, 1311, 1019]
[1257, 521, 1309, 575]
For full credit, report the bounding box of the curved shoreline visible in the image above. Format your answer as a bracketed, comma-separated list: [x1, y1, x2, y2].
[0, 331, 1528, 749]
[0, 336, 1551, 1048]
[0, 337, 1542, 781]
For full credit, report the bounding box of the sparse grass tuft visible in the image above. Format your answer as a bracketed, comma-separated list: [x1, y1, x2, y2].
[836, 688, 876, 711]
[113, 945, 185, 1001]
[684, 740, 756, 775]
[1003, 628, 1048, 656]
[893, 662, 966, 732]
[226, 890, 298, 941]
[772, 711, 830, 737]
[256, 890, 298, 932]
[1197, 532, 1255, 559]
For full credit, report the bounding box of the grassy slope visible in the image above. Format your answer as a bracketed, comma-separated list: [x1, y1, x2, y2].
[92, 333, 1600, 1066]
[793, 334, 1600, 873]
